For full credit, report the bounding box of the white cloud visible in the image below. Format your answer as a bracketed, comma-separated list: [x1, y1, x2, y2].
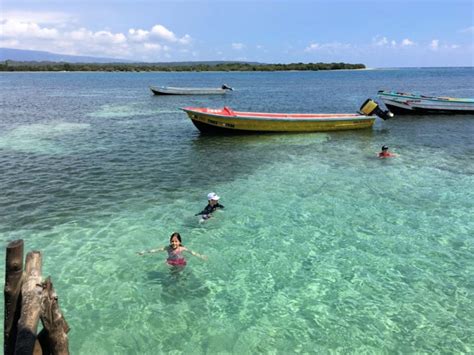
[150, 25, 177, 42]
[131, 25, 192, 45]
[0, 14, 193, 61]
[372, 35, 420, 48]
[0, 19, 59, 39]
[0, 11, 75, 25]
[429, 40, 460, 51]
[69, 28, 88, 41]
[373, 36, 388, 46]
[0, 39, 19, 47]
[372, 35, 398, 48]
[178, 34, 192, 45]
[401, 38, 415, 46]
[304, 42, 351, 52]
[232, 43, 245, 50]
[144, 43, 162, 51]
[95, 31, 127, 44]
[460, 26, 474, 34]
[128, 29, 149, 42]
[128, 28, 191, 45]
[304, 43, 320, 51]
[430, 39, 439, 50]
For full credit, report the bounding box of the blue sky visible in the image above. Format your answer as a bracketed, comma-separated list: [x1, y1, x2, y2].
[1, 0, 473, 67]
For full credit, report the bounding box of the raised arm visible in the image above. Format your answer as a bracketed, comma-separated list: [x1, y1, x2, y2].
[137, 246, 166, 256]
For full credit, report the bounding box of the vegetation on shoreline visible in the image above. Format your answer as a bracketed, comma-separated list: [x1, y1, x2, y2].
[0, 60, 365, 72]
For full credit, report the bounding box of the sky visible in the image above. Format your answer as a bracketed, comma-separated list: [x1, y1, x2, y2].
[0, 0, 473, 67]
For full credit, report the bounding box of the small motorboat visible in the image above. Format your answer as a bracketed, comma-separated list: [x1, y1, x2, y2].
[150, 84, 233, 95]
[181, 99, 392, 134]
[377, 90, 474, 115]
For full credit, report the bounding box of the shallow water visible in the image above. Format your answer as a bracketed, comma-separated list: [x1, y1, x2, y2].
[0, 68, 473, 353]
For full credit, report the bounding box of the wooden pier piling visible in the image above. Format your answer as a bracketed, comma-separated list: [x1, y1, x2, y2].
[3, 240, 70, 355]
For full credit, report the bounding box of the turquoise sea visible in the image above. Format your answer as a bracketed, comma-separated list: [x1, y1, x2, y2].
[0, 68, 473, 353]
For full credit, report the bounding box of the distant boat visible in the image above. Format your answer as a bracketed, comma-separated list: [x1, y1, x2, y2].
[181, 99, 393, 134]
[150, 84, 233, 95]
[377, 90, 474, 115]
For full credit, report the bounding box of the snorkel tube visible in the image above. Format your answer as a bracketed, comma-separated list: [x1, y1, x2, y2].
[359, 99, 394, 120]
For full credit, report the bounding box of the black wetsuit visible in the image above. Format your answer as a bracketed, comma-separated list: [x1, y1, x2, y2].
[195, 203, 224, 216]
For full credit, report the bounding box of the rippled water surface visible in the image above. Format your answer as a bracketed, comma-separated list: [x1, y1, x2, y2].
[1, 68, 473, 353]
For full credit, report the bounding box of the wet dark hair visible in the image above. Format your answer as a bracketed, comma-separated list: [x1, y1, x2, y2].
[169, 232, 182, 246]
[382, 145, 389, 151]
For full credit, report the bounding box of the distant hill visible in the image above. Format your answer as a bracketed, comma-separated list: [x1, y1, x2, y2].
[0, 48, 133, 63]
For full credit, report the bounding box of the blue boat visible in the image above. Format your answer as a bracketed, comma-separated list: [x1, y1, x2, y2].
[377, 90, 474, 115]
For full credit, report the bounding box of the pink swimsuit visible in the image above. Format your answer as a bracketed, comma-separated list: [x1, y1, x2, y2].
[166, 247, 187, 266]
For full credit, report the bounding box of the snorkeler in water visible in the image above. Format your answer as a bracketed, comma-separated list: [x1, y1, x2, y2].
[378, 145, 397, 158]
[195, 192, 224, 220]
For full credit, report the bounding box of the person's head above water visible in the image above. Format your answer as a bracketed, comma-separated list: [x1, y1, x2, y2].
[207, 192, 220, 201]
[378, 145, 397, 158]
[169, 232, 182, 247]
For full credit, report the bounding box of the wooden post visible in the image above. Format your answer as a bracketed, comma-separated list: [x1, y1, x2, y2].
[14, 251, 43, 355]
[4, 241, 70, 354]
[38, 277, 70, 355]
[4, 239, 24, 355]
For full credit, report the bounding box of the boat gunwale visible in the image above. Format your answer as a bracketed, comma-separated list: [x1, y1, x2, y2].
[378, 90, 474, 103]
[153, 86, 229, 91]
[150, 85, 231, 95]
[181, 107, 373, 122]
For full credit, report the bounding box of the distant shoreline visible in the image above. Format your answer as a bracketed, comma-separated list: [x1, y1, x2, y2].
[1, 67, 471, 74]
[0, 61, 365, 72]
[1, 63, 470, 73]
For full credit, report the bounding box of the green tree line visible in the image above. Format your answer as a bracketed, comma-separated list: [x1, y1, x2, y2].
[0, 60, 365, 72]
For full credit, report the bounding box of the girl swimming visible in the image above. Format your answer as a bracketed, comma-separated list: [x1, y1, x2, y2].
[137, 232, 207, 266]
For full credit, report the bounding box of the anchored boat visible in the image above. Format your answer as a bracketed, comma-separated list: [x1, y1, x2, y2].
[150, 84, 233, 95]
[181, 99, 392, 134]
[377, 90, 474, 115]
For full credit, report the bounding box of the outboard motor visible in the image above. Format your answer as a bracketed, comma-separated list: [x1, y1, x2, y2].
[359, 98, 394, 120]
[222, 84, 233, 91]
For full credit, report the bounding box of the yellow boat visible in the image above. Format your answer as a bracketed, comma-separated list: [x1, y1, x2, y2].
[181, 99, 392, 134]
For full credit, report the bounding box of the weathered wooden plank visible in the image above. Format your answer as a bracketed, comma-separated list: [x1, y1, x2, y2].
[14, 251, 43, 355]
[4, 239, 24, 355]
[39, 277, 70, 355]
